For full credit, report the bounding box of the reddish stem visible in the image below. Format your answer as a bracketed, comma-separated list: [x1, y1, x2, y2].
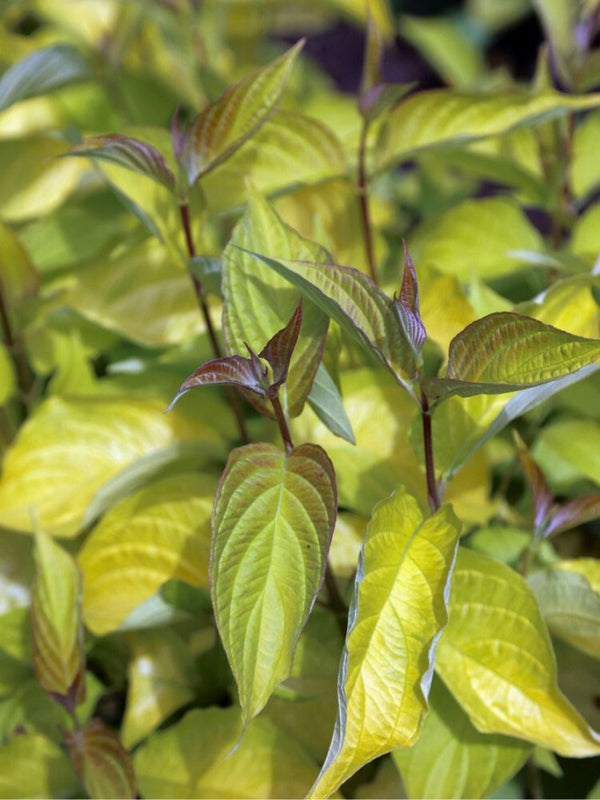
[421, 389, 439, 512]
[179, 203, 248, 443]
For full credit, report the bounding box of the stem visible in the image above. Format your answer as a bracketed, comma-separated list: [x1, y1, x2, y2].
[421, 390, 439, 512]
[270, 394, 293, 454]
[526, 756, 543, 800]
[179, 203, 249, 444]
[357, 120, 378, 285]
[179, 203, 222, 358]
[0, 276, 34, 422]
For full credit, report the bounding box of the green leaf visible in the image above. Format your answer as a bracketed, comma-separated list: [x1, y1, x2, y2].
[307, 363, 356, 445]
[201, 110, 347, 214]
[67, 238, 204, 348]
[393, 677, 531, 800]
[0, 219, 38, 334]
[0, 135, 85, 222]
[68, 135, 175, 191]
[64, 719, 137, 800]
[244, 251, 421, 400]
[223, 190, 329, 417]
[134, 707, 319, 799]
[425, 313, 600, 405]
[32, 530, 85, 704]
[436, 547, 600, 756]
[572, 111, 600, 199]
[0, 44, 90, 113]
[0, 733, 80, 799]
[410, 197, 544, 280]
[182, 41, 304, 185]
[375, 89, 600, 173]
[78, 472, 215, 635]
[308, 487, 461, 799]
[121, 629, 196, 748]
[528, 566, 600, 660]
[533, 418, 600, 487]
[211, 442, 336, 724]
[0, 396, 223, 537]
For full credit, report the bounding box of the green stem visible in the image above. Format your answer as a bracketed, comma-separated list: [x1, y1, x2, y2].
[0, 275, 34, 423]
[178, 203, 249, 444]
[526, 755, 544, 800]
[421, 389, 439, 512]
[357, 120, 378, 285]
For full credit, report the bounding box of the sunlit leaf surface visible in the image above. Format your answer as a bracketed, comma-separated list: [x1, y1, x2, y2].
[212, 442, 336, 724]
[309, 487, 461, 798]
[436, 548, 600, 756]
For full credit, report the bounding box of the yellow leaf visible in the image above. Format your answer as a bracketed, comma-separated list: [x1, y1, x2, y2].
[79, 472, 216, 635]
[436, 548, 600, 756]
[308, 488, 461, 798]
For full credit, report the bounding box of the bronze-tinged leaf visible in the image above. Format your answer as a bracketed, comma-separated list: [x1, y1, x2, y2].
[64, 719, 136, 800]
[393, 242, 426, 360]
[259, 301, 303, 394]
[515, 436, 554, 534]
[32, 530, 85, 708]
[67, 135, 175, 191]
[424, 312, 600, 404]
[546, 495, 600, 537]
[167, 354, 267, 410]
[182, 41, 304, 185]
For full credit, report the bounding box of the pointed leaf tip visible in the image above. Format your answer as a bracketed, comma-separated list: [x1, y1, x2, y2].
[259, 301, 303, 394]
[168, 355, 268, 411]
[182, 40, 304, 185]
[393, 243, 426, 359]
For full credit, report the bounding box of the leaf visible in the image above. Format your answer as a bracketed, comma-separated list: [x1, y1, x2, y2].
[134, 707, 320, 799]
[516, 438, 555, 534]
[64, 719, 137, 800]
[436, 547, 600, 756]
[533, 418, 600, 487]
[0, 733, 80, 799]
[223, 190, 329, 417]
[259, 301, 303, 394]
[393, 243, 427, 360]
[121, 629, 196, 748]
[0, 396, 222, 537]
[78, 473, 216, 635]
[201, 110, 347, 214]
[375, 89, 600, 173]
[0, 44, 90, 113]
[572, 110, 600, 199]
[32, 530, 85, 705]
[0, 135, 85, 222]
[265, 609, 343, 762]
[244, 251, 421, 400]
[168, 355, 268, 408]
[547, 495, 600, 536]
[308, 487, 461, 799]
[558, 559, 600, 594]
[68, 135, 175, 191]
[528, 566, 600, 660]
[211, 442, 336, 724]
[392, 677, 531, 800]
[0, 219, 39, 333]
[409, 197, 544, 280]
[425, 313, 600, 405]
[182, 41, 304, 185]
[67, 238, 204, 348]
[307, 363, 356, 445]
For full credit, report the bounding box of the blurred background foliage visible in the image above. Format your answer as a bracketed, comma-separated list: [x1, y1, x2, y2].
[0, 0, 599, 798]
